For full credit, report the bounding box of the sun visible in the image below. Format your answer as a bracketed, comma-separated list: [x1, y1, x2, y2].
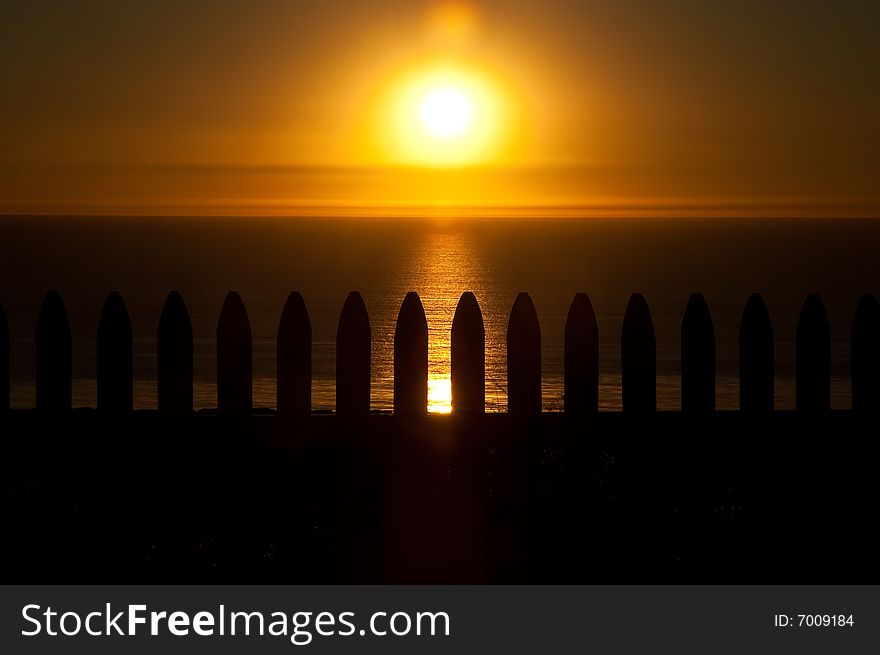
[372, 62, 512, 167]
[419, 87, 474, 139]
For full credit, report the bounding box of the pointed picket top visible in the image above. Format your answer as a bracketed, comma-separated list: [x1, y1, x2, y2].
[451, 291, 485, 414]
[621, 293, 656, 414]
[158, 291, 193, 416]
[217, 291, 252, 415]
[96, 291, 133, 413]
[507, 292, 541, 416]
[564, 292, 599, 414]
[0, 302, 8, 412]
[796, 293, 830, 413]
[35, 291, 72, 412]
[277, 291, 312, 416]
[739, 293, 774, 412]
[394, 291, 428, 415]
[681, 293, 716, 413]
[852, 293, 880, 412]
[336, 291, 371, 416]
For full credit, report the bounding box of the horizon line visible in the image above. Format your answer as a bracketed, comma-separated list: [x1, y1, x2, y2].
[2, 198, 879, 220]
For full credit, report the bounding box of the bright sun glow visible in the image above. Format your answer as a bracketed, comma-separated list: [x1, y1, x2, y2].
[420, 87, 474, 138]
[373, 62, 512, 167]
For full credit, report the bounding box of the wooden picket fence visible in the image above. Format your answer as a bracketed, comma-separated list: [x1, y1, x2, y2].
[2, 289, 880, 583]
[1, 289, 879, 414]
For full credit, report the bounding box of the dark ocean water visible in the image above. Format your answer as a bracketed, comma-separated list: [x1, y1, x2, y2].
[1, 216, 877, 411]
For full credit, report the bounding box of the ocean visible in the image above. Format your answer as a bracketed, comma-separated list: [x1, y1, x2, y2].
[1, 216, 877, 411]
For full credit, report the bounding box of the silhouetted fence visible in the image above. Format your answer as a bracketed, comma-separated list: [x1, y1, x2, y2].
[1, 289, 879, 415]
[3, 288, 880, 584]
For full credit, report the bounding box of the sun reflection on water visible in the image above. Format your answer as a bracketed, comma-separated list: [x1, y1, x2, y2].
[428, 376, 452, 413]
[397, 226, 502, 413]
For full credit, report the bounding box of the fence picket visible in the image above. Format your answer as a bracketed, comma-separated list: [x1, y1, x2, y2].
[217, 291, 252, 415]
[96, 291, 133, 413]
[35, 291, 71, 412]
[158, 291, 193, 416]
[621, 293, 656, 414]
[507, 292, 541, 416]
[796, 293, 830, 413]
[564, 292, 598, 414]
[277, 291, 312, 416]
[681, 293, 715, 413]
[394, 292, 428, 415]
[739, 294, 774, 412]
[336, 292, 371, 416]
[451, 292, 485, 414]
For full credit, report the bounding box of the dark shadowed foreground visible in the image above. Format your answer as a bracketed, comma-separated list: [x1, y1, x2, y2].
[0, 411, 876, 583]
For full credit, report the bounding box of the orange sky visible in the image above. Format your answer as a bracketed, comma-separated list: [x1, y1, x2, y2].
[1, 0, 878, 216]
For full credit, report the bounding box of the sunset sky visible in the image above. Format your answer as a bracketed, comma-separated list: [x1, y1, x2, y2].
[1, 0, 878, 216]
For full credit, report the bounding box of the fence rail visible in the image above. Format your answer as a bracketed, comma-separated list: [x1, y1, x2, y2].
[1, 289, 879, 415]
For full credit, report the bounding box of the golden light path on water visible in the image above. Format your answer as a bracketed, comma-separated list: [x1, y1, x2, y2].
[427, 377, 453, 414]
[395, 228, 505, 414]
